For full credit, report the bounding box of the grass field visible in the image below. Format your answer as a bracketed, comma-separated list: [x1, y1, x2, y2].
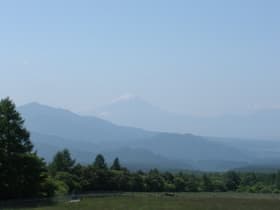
[4, 193, 280, 210]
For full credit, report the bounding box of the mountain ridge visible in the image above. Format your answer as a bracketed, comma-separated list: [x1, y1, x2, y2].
[17, 102, 258, 171]
[93, 96, 280, 139]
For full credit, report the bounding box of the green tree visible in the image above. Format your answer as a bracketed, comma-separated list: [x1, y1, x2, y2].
[224, 171, 241, 191]
[241, 173, 257, 186]
[0, 98, 48, 199]
[174, 176, 186, 192]
[185, 175, 199, 192]
[48, 149, 81, 194]
[201, 174, 213, 192]
[129, 173, 145, 192]
[93, 154, 107, 169]
[163, 172, 174, 184]
[49, 149, 75, 174]
[111, 157, 121, 170]
[145, 169, 165, 192]
[55, 172, 81, 193]
[111, 170, 131, 191]
[81, 165, 111, 191]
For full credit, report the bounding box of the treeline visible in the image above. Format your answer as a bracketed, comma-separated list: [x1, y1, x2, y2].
[47, 149, 280, 195]
[1, 97, 280, 200]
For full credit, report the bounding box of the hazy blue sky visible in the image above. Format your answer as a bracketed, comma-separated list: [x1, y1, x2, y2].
[0, 0, 279, 116]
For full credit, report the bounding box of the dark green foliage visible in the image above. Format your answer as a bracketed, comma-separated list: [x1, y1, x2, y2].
[40, 176, 60, 197]
[224, 171, 241, 191]
[80, 165, 111, 191]
[184, 175, 199, 192]
[201, 174, 213, 192]
[110, 170, 131, 191]
[174, 177, 186, 191]
[111, 157, 121, 170]
[163, 172, 174, 183]
[129, 173, 145, 192]
[49, 149, 75, 174]
[0, 98, 51, 199]
[43, 150, 280, 195]
[54, 172, 81, 193]
[47, 149, 79, 194]
[93, 154, 107, 170]
[241, 172, 257, 186]
[145, 169, 165, 192]
[275, 171, 280, 189]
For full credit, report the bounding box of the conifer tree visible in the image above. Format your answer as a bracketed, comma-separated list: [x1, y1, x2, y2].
[0, 98, 47, 199]
[93, 154, 107, 169]
[111, 157, 121, 170]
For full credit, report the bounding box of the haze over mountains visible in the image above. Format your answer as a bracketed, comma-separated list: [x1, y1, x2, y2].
[17, 101, 280, 172]
[94, 95, 280, 139]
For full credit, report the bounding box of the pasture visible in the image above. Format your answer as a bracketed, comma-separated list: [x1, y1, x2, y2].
[4, 193, 280, 210]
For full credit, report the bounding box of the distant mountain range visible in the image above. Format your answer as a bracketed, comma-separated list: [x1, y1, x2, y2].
[94, 96, 280, 139]
[17, 102, 280, 172]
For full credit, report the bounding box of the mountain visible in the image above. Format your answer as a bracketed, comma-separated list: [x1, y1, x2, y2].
[131, 133, 251, 171]
[208, 137, 280, 160]
[19, 102, 154, 143]
[94, 96, 280, 139]
[31, 132, 192, 171]
[94, 95, 195, 133]
[133, 133, 250, 162]
[101, 147, 193, 171]
[18, 102, 253, 171]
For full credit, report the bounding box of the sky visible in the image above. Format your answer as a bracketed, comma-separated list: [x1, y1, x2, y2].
[0, 0, 279, 116]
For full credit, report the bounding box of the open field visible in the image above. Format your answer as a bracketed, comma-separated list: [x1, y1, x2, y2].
[3, 193, 280, 210]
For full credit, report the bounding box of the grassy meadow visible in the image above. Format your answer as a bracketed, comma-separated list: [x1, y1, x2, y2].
[4, 193, 280, 210]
